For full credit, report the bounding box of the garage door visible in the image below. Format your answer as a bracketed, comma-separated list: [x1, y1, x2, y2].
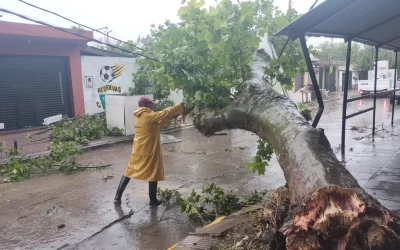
[0, 55, 71, 130]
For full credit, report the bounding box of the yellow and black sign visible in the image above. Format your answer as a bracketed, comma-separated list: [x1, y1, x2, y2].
[111, 64, 124, 79]
[100, 64, 125, 83]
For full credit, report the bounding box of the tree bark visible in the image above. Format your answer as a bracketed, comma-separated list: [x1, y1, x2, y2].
[192, 48, 400, 249]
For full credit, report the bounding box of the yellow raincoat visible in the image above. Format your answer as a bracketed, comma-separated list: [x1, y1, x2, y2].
[123, 104, 184, 182]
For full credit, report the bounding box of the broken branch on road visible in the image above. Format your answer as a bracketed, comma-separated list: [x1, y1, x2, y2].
[61, 209, 134, 250]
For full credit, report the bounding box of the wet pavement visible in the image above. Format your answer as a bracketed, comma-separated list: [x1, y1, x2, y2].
[1, 93, 400, 249]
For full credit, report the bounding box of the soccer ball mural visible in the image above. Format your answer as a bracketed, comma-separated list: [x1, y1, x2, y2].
[100, 66, 113, 82]
[99, 64, 125, 83]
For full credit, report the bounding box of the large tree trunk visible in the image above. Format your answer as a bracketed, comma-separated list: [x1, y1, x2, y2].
[192, 48, 400, 249]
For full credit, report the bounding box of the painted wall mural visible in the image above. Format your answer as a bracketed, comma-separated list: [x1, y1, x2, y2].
[81, 56, 139, 114]
[100, 64, 125, 82]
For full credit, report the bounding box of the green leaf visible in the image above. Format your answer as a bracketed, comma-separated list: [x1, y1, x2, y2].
[264, 67, 273, 76]
[285, 84, 293, 90]
[178, 6, 188, 16]
[281, 77, 293, 86]
[280, 55, 289, 64]
[209, 6, 219, 16]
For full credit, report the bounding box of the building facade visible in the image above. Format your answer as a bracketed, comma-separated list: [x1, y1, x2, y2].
[0, 21, 93, 131]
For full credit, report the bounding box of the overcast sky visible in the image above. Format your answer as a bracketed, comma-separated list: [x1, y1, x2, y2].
[1, 0, 323, 43]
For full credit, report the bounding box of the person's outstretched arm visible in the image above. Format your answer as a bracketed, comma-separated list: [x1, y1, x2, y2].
[146, 104, 184, 123]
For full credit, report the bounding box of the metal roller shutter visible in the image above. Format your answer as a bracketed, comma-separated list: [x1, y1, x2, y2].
[0, 55, 71, 130]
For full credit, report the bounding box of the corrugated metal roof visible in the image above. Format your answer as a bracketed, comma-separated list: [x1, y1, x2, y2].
[276, 0, 400, 51]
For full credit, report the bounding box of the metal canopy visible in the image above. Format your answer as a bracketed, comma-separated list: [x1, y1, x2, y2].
[276, 0, 400, 158]
[277, 0, 400, 52]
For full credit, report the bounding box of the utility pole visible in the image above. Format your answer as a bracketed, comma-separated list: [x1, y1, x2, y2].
[106, 29, 113, 44]
[289, 0, 292, 10]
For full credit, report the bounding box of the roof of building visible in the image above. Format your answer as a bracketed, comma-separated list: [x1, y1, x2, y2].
[0, 21, 93, 43]
[80, 46, 133, 57]
[276, 0, 400, 51]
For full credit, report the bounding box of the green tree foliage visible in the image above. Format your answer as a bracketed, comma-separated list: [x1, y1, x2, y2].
[133, 0, 303, 109]
[106, 40, 139, 55]
[246, 138, 274, 175]
[70, 25, 84, 30]
[316, 40, 399, 72]
[130, 0, 309, 175]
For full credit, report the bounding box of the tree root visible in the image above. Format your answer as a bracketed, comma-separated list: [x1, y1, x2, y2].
[216, 186, 400, 250]
[281, 186, 399, 250]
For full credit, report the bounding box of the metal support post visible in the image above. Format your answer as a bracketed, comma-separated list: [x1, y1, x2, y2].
[279, 36, 291, 58]
[372, 48, 379, 136]
[299, 36, 324, 128]
[341, 40, 352, 157]
[392, 51, 398, 125]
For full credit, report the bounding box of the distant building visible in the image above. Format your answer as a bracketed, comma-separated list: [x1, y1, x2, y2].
[291, 59, 359, 102]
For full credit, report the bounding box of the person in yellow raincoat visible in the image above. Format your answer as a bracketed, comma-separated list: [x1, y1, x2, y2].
[114, 96, 185, 206]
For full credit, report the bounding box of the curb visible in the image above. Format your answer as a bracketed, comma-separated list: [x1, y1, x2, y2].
[0, 125, 194, 165]
[168, 205, 263, 250]
[0, 136, 134, 165]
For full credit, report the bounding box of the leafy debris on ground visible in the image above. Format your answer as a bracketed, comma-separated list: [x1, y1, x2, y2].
[350, 125, 367, 133]
[1, 142, 82, 182]
[158, 184, 268, 224]
[49, 112, 123, 144]
[44, 205, 64, 216]
[212, 187, 290, 250]
[102, 173, 115, 181]
[0, 112, 123, 183]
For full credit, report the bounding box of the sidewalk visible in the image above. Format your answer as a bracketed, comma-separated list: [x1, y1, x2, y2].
[171, 127, 400, 249]
[0, 123, 194, 163]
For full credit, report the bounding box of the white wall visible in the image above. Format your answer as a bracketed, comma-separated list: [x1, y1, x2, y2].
[105, 95, 153, 135]
[81, 56, 184, 114]
[81, 56, 139, 114]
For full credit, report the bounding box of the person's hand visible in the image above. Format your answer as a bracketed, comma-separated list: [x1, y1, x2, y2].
[181, 103, 192, 114]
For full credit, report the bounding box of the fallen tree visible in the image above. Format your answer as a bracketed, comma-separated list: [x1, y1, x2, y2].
[130, 0, 400, 248]
[193, 47, 400, 249]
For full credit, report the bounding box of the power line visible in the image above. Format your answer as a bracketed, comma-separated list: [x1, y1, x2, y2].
[0, 8, 160, 62]
[18, 0, 145, 53]
[309, 0, 320, 10]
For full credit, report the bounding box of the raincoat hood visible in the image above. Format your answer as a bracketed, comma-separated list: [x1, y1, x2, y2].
[134, 107, 152, 118]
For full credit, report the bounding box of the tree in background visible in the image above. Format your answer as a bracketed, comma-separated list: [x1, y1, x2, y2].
[317, 40, 399, 72]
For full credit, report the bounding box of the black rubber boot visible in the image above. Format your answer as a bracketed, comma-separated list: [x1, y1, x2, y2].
[114, 176, 130, 204]
[149, 181, 162, 207]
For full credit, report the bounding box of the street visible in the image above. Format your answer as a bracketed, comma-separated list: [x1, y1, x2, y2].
[1, 95, 400, 250]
